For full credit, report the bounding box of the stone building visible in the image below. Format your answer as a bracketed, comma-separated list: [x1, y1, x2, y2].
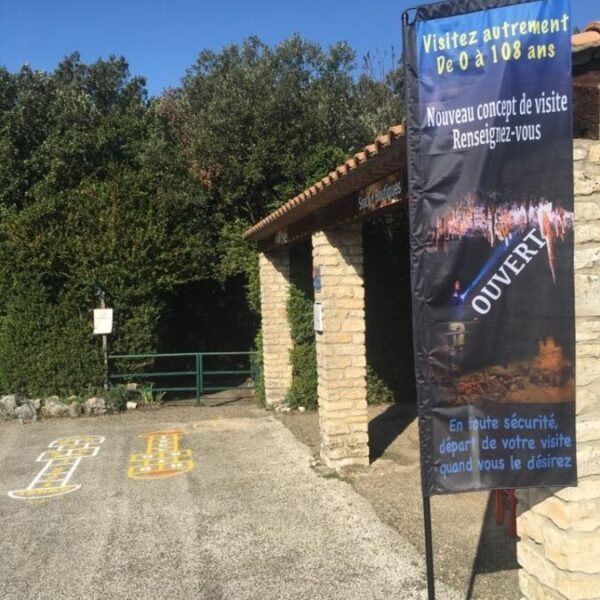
[246, 124, 408, 468]
[515, 22, 600, 600]
[244, 22, 600, 600]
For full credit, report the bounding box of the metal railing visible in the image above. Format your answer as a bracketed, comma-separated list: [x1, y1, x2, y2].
[108, 351, 257, 405]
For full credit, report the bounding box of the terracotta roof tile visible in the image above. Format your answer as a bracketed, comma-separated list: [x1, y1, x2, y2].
[245, 29, 598, 245]
[572, 21, 600, 49]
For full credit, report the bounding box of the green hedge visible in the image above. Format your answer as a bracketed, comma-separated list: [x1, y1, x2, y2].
[285, 283, 317, 409]
[253, 329, 266, 407]
[0, 281, 104, 396]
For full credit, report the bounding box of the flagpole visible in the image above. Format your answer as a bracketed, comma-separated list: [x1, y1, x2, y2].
[422, 493, 436, 600]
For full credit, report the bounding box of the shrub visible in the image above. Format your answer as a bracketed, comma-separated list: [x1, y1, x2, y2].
[0, 281, 104, 396]
[105, 385, 137, 413]
[285, 283, 317, 409]
[366, 365, 395, 405]
[252, 330, 266, 407]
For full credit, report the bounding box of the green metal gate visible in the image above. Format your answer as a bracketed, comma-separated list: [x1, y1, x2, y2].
[108, 351, 257, 405]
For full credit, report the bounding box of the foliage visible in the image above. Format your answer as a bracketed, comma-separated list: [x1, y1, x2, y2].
[0, 276, 104, 396]
[286, 341, 318, 410]
[64, 396, 84, 405]
[366, 365, 395, 405]
[358, 49, 405, 137]
[0, 55, 211, 395]
[285, 282, 317, 410]
[167, 35, 403, 293]
[138, 383, 165, 405]
[105, 385, 137, 413]
[0, 39, 404, 397]
[177, 36, 368, 223]
[252, 330, 266, 407]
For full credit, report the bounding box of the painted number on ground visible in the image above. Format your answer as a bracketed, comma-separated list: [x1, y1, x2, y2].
[128, 430, 193, 480]
[8, 435, 105, 500]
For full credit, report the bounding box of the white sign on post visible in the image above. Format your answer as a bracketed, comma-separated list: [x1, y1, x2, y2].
[313, 302, 323, 333]
[93, 309, 113, 335]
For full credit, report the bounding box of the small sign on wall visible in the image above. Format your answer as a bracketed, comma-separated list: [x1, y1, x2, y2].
[93, 309, 113, 335]
[312, 266, 321, 292]
[313, 302, 323, 333]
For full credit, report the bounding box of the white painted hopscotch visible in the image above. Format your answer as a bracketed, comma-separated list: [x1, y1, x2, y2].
[8, 435, 105, 500]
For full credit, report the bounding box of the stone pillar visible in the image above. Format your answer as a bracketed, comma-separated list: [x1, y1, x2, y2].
[312, 223, 369, 469]
[259, 250, 293, 407]
[517, 139, 600, 600]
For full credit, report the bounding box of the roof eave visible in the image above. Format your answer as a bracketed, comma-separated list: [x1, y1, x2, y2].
[243, 124, 405, 242]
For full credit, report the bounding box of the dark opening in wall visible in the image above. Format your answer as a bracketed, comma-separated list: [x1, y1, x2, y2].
[290, 241, 314, 298]
[363, 209, 416, 403]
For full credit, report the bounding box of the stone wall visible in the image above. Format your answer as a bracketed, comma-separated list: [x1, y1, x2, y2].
[517, 139, 600, 599]
[573, 78, 600, 141]
[312, 223, 369, 468]
[259, 250, 293, 407]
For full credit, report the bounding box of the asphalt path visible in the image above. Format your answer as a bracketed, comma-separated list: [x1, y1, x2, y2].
[0, 408, 461, 600]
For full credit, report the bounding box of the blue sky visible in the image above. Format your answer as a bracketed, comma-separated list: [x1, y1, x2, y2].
[0, 0, 597, 96]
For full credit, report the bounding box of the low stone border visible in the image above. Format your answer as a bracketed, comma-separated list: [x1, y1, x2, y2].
[0, 394, 119, 422]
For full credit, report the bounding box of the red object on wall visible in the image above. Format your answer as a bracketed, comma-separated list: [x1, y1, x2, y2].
[495, 489, 518, 538]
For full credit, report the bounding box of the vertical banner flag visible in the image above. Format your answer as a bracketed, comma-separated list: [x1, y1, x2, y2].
[404, 0, 576, 495]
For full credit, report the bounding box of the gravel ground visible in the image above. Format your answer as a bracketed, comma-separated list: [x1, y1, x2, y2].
[154, 396, 520, 598]
[0, 402, 466, 600]
[277, 402, 520, 600]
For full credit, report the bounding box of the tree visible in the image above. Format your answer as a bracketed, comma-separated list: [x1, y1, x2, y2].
[167, 36, 404, 286]
[358, 48, 405, 138]
[0, 55, 211, 395]
[0, 38, 405, 396]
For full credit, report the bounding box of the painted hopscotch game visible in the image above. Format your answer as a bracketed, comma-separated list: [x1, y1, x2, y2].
[128, 430, 193, 480]
[8, 435, 105, 500]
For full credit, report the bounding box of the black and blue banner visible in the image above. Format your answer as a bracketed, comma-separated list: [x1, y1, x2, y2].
[404, 0, 577, 495]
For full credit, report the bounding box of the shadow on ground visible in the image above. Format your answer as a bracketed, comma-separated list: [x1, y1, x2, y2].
[278, 401, 520, 599]
[466, 492, 519, 599]
[368, 402, 418, 462]
[165, 386, 255, 408]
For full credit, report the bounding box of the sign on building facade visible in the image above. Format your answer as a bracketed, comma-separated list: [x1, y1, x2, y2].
[404, 0, 577, 494]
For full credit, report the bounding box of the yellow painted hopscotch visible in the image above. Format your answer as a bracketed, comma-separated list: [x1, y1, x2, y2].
[8, 435, 105, 500]
[128, 430, 193, 480]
